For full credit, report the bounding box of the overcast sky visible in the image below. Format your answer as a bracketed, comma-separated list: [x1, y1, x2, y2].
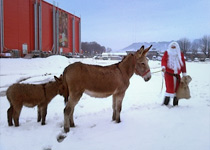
[45, 0, 210, 50]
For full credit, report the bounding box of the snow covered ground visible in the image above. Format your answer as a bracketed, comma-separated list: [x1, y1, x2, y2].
[0, 56, 209, 150]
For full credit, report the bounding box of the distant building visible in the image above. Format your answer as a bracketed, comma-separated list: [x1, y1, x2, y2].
[126, 50, 160, 60]
[196, 52, 206, 61]
[185, 51, 206, 61]
[0, 0, 81, 57]
[185, 52, 194, 60]
[101, 52, 126, 60]
[147, 50, 159, 59]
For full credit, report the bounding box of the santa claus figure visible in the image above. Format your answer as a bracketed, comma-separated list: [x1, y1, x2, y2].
[161, 42, 187, 106]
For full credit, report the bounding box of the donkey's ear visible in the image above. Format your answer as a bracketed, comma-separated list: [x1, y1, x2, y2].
[143, 45, 152, 56]
[136, 45, 144, 58]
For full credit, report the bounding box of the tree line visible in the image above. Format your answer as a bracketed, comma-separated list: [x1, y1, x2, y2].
[81, 42, 106, 57]
[177, 35, 210, 58]
[81, 35, 210, 58]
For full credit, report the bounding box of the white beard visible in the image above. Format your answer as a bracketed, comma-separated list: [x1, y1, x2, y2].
[167, 51, 181, 73]
[167, 42, 183, 73]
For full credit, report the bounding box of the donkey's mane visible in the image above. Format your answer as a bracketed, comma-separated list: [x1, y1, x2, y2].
[114, 53, 134, 67]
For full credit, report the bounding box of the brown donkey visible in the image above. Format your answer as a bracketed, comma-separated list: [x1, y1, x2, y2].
[62, 45, 152, 132]
[6, 76, 63, 127]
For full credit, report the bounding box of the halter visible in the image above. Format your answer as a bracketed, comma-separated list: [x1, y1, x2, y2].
[135, 68, 151, 77]
[133, 55, 151, 77]
[141, 69, 151, 77]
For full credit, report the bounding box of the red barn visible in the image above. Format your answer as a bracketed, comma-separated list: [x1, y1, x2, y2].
[0, 0, 81, 57]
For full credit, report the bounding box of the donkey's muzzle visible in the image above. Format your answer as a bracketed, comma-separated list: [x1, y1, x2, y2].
[143, 72, 151, 82]
[144, 76, 151, 82]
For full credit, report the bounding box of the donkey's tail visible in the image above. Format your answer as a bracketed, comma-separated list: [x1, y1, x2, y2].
[62, 72, 69, 105]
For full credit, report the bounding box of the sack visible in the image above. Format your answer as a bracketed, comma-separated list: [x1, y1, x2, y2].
[176, 75, 192, 100]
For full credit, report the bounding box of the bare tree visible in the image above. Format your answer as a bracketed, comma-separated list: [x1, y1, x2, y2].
[191, 39, 200, 54]
[177, 38, 191, 55]
[200, 35, 210, 58]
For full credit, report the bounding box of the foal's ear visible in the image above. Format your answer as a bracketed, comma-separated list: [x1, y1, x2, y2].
[143, 45, 152, 56]
[54, 76, 62, 83]
[136, 45, 145, 58]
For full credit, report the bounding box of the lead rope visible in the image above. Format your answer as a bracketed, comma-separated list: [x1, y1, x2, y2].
[151, 69, 164, 94]
[160, 72, 164, 94]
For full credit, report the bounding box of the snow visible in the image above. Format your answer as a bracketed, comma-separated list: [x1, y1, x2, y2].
[0, 56, 209, 150]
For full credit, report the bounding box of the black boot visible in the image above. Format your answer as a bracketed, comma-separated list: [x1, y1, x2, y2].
[163, 96, 170, 105]
[173, 97, 179, 106]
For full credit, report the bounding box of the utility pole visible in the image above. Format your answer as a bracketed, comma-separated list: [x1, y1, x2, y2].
[207, 36, 209, 58]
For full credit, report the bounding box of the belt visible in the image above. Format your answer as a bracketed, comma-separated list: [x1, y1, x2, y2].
[166, 72, 180, 82]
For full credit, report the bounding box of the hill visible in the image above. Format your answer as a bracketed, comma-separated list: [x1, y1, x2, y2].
[119, 41, 173, 52]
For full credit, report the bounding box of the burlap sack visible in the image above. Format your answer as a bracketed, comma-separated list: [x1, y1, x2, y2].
[176, 75, 192, 100]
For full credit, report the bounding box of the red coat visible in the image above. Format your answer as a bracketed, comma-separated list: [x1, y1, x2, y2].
[161, 51, 186, 74]
[161, 51, 187, 95]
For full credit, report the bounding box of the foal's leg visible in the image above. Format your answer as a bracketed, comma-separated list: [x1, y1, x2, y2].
[41, 104, 48, 125]
[7, 105, 13, 126]
[37, 106, 41, 122]
[112, 95, 116, 121]
[13, 105, 23, 127]
[114, 93, 125, 123]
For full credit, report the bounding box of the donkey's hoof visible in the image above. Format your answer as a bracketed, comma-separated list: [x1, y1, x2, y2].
[8, 123, 13, 126]
[116, 119, 121, 123]
[41, 122, 46, 125]
[64, 127, 70, 133]
[70, 124, 75, 128]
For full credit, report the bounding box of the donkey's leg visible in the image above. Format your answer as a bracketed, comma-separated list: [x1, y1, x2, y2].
[64, 92, 82, 132]
[69, 107, 75, 127]
[7, 105, 13, 126]
[116, 99, 123, 123]
[112, 95, 116, 121]
[13, 105, 23, 127]
[41, 104, 48, 125]
[37, 106, 41, 122]
[64, 101, 77, 132]
[64, 96, 68, 105]
[64, 103, 71, 132]
[115, 93, 125, 123]
[70, 92, 83, 127]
